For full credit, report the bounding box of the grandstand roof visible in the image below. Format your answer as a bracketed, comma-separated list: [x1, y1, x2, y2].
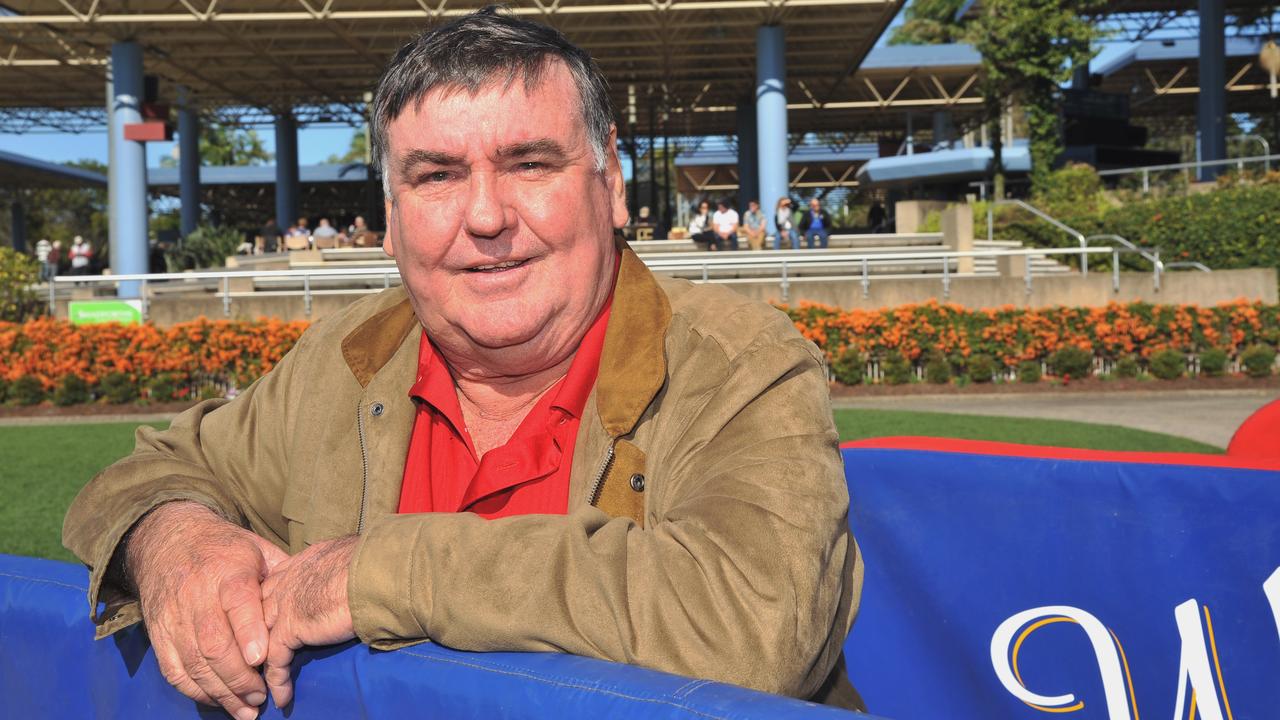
[0, 149, 106, 188]
[147, 162, 370, 187]
[0, 0, 913, 137]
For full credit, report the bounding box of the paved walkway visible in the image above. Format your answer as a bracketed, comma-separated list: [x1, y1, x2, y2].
[0, 412, 180, 427]
[832, 389, 1278, 449]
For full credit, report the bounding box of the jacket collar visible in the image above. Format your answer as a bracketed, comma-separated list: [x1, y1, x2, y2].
[340, 244, 671, 438]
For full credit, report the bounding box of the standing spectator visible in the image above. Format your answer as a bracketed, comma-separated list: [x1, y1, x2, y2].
[799, 198, 832, 249]
[35, 238, 54, 282]
[774, 197, 796, 249]
[312, 218, 340, 248]
[710, 199, 739, 251]
[69, 235, 93, 275]
[687, 200, 716, 249]
[742, 200, 766, 251]
[259, 218, 284, 253]
[50, 240, 64, 275]
[867, 202, 887, 233]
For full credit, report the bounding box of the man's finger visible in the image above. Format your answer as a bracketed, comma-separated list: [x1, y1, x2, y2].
[193, 601, 268, 711]
[251, 534, 290, 575]
[151, 633, 215, 706]
[264, 622, 299, 708]
[218, 573, 269, 667]
[186, 657, 260, 720]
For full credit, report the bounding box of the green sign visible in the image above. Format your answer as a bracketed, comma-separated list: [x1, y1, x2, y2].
[69, 299, 144, 326]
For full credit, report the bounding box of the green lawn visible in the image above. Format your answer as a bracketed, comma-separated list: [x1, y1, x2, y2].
[1, 411, 1220, 562]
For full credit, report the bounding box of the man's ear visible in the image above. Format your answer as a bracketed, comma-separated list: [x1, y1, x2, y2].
[382, 197, 396, 258]
[604, 125, 630, 229]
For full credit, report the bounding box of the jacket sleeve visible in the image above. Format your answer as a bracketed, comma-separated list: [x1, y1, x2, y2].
[347, 333, 859, 698]
[61, 333, 311, 638]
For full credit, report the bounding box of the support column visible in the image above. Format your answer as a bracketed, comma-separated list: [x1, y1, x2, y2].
[756, 24, 789, 237]
[274, 111, 300, 232]
[109, 41, 148, 298]
[10, 198, 25, 253]
[736, 97, 759, 211]
[1198, 0, 1226, 181]
[178, 86, 201, 237]
[647, 99, 657, 218]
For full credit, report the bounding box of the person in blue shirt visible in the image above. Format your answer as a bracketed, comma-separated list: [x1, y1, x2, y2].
[798, 197, 832, 249]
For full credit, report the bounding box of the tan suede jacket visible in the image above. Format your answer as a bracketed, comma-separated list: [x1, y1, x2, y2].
[63, 249, 864, 708]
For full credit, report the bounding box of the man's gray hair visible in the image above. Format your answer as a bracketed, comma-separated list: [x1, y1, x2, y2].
[370, 6, 614, 196]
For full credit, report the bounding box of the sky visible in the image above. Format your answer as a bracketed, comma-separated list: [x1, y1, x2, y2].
[0, 3, 1167, 174]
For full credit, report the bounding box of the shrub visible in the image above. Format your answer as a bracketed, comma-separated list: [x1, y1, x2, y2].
[10, 375, 44, 405]
[830, 347, 864, 386]
[165, 224, 246, 271]
[99, 372, 138, 404]
[1017, 361, 1041, 384]
[0, 377, 6, 403]
[1150, 349, 1185, 380]
[0, 245, 42, 322]
[881, 354, 913, 386]
[1048, 345, 1093, 379]
[924, 355, 952, 384]
[1198, 347, 1229, 377]
[52, 374, 91, 406]
[1241, 344, 1277, 379]
[148, 373, 182, 402]
[1113, 356, 1140, 379]
[966, 354, 997, 383]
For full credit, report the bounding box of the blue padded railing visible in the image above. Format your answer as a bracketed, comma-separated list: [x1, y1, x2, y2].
[0, 553, 877, 719]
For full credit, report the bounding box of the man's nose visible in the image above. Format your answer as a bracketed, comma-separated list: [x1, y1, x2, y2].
[463, 171, 512, 239]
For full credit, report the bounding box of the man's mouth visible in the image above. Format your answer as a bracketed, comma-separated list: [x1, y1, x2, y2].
[466, 259, 528, 273]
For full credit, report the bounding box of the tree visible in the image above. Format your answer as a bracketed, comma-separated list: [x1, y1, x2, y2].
[161, 121, 272, 167]
[889, 0, 970, 45]
[0, 159, 110, 267]
[971, 0, 1102, 193]
[325, 129, 368, 165]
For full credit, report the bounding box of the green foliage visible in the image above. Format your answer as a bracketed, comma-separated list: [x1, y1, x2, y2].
[10, 376, 44, 405]
[98, 372, 139, 404]
[0, 160, 108, 257]
[165, 224, 245, 271]
[161, 122, 272, 168]
[0, 246, 42, 322]
[1111, 356, 1141, 379]
[148, 373, 182, 402]
[1199, 347, 1229, 377]
[1048, 345, 1093, 379]
[967, 354, 997, 383]
[882, 354, 913, 386]
[924, 355, 952, 384]
[1113, 356, 1140, 379]
[325, 130, 369, 165]
[831, 348, 864, 386]
[1017, 360, 1042, 383]
[1033, 163, 1107, 217]
[52, 374, 90, 406]
[889, 0, 970, 45]
[1241, 344, 1277, 378]
[1149, 349, 1186, 381]
[0, 377, 6, 403]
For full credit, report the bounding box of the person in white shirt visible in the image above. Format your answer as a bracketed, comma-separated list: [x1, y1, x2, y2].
[35, 238, 54, 282]
[711, 199, 739, 251]
[69, 235, 93, 275]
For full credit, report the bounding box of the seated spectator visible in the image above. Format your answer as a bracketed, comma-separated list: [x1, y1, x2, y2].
[259, 218, 284, 254]
[688, 200, 716, 249]
[774, 198, 796, 249]
[742, 200, 765, 251]
[799, 198, 832, 250]
[312, 218, 340, 249]
[710, 199, 739, 251]
[347, 215, 368, 237]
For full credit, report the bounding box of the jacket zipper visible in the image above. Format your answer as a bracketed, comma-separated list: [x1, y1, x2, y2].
[355, 399, 371, 534]
[586, 441, 616, 506]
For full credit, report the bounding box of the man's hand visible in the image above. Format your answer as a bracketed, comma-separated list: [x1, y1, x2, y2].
[126, 501, 288, 720]
[261, 535, 359, 709]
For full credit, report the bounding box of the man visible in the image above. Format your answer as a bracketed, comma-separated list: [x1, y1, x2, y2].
[742, 200, 766, 251]
[68, 235, 93, 275]
[799, 197, 833, 249]
[63, 10, 861, 720]
[312, 218, 340, 248]
[710, 198, 739, 251]
[34, 237, 54, 282]
[258, 218, 283, 254]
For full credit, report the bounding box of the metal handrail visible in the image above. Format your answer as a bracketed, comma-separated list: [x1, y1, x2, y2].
[1095, 152, 1280, 177]
[1085, 234, 1164, 271]
[987, 199, 1090, 276]
[1164, 261, 1212, 273]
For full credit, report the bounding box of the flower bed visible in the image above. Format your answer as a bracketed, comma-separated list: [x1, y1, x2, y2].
[783, 299, 1280, 385]
[0, 317, 307, 405]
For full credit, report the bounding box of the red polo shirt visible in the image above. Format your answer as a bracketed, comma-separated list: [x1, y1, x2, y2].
[397, 300, 612, 518]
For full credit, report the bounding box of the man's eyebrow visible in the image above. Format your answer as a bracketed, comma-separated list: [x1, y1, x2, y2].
[397, 148, 465, 184]
[495, 139, 568, 160]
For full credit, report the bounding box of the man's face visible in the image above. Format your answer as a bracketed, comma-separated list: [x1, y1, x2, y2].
[382, 61, 627, 368]
[749, 201, 759, 212]
[809, 199, 820, 213]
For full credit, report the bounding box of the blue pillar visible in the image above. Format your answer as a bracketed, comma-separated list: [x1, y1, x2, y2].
[756, 25, 789, 236]
[736, 97, 759, 212]
[10, 198, 25, 253]
[178, 86, 201, 237]
[275, 112, 299, 232]
[109, 41, 148, 298]
[1198, 0, 1225, 181]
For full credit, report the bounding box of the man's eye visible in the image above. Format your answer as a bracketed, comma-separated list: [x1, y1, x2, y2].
[422, 171, 453, 183]
[517, 162, 546, 172]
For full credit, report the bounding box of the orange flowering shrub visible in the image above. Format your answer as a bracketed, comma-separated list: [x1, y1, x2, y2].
[0, 317, 308, 396]
[782, 299, 1280, 370]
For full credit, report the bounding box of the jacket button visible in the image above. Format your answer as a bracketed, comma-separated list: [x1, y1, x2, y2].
[629, 473, 645, 492]
[370, 402, 385, 417]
